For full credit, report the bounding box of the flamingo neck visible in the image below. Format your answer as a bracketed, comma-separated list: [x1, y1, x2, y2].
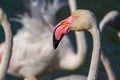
[99, 19, 108, 33]
[101, 51, 116, 80]
[59, 32, 87, 70]
[100, 16, 117, 80]
[87, 24, 101, 80]
[0, 8, 13, 80]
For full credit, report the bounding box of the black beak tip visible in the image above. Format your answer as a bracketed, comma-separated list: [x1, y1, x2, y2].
[53, 41, 58, 49]
[53, 34, 60, 49]
[53, 38, 60, 49]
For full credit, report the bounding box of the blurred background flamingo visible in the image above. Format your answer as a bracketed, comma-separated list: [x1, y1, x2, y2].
[100, 10, 120, 80]
[0, 0, 120, 80]
[0, 0, 68, 79]
[1, 0, 86, 79]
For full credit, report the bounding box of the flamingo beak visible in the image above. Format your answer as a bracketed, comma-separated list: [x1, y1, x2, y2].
[53, 16, 73, 49]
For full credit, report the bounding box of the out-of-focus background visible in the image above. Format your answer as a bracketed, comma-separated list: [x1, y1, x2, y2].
[0, 0, 120, 80]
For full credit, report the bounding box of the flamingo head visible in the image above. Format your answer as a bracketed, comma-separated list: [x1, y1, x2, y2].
[109, 11, 120, 38]
[53, 10, 95, 49]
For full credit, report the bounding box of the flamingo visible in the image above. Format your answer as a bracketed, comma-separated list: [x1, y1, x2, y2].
[55, 10, 120, 80]
[55, 0, 117, 80]
[53, 9, 101, 80]
[100, 10, 120, 80]
[0, 7, 13, 80]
